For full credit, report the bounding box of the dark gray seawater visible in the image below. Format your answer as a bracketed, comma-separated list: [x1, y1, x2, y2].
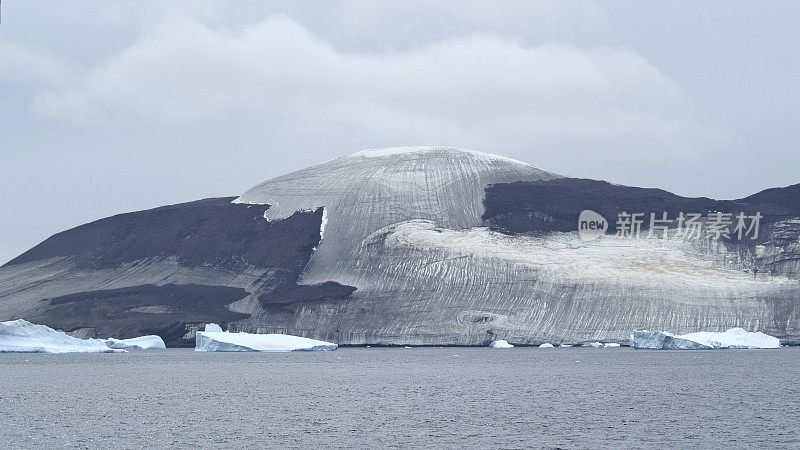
[1, 347, 798, 449]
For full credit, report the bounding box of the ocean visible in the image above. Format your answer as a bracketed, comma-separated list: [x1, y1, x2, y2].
[1, 347, 798, 448]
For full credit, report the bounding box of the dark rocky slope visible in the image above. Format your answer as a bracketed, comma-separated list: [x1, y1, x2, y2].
[0, 197, 354, 346]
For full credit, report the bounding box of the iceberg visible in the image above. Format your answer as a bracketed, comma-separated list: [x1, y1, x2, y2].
[603, 343, 621, 348]
[581, 342, 603, 348]
[489, 340, 514, 348]
[630, 328, 780, 350]
[104, 335, 166, 350]
[204, 323, 223, 332]
[539, 343, 554, 348]
[0, 319, 124, 353]
[559, 344, 573, 348]
[195, 324, 338, 352]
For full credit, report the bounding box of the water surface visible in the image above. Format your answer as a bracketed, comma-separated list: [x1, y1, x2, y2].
[1, 347, 798, 448]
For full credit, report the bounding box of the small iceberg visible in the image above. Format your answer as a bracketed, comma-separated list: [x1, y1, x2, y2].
[603, 343, 621, 348]
[195, 324, 338, 352]
[539, 343, 554, 348]
[104, 335, 166, 350]
[581, 342, 603, 348]
[630, 328, 780, 350]
[489, 340, 514, 348]
[559, 344, 573, 348]
[0, 319, 124, 353]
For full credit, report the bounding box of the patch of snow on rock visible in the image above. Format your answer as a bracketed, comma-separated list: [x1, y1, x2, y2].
[320, 206, 328, 240]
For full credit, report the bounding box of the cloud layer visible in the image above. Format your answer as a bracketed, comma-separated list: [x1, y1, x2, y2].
[0, 1, 798, 264]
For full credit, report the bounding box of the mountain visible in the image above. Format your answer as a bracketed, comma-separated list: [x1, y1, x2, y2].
[1, 147, 798, 346]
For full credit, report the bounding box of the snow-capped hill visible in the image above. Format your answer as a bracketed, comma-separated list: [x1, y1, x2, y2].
[1, 147, 799, 347]
[350, 146, 534, 166]
[234, 146, 559, 287]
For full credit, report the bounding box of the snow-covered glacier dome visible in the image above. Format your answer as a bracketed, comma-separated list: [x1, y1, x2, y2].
[234, 146, 559, 286]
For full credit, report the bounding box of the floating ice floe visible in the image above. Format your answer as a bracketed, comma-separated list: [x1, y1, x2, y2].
[630, 328, 780, 350]
[603, 343, 621, 348]
[539, 343, 554, 348]
[581, 342, 603, 348]
[489, 340, 514, 348]
[104, 335, 166, 350]
[195, 323, 338, 352]
[0, 319, 125, 353]
[559, 344, 573, 348]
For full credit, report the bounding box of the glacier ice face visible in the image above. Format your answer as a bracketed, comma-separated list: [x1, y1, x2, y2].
[630, 328, 780, 349]
[0, 319, 124, 353]
[104, 335, 166, 350]
[489, 340, 514, 348]
[195, 327, 338, 352]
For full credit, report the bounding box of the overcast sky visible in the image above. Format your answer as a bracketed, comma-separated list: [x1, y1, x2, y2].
[1, 1, 798, 264]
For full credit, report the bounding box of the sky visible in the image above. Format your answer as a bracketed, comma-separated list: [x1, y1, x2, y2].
[1, 1, 798, 264]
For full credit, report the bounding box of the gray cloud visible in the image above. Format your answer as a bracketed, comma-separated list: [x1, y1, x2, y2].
[0, 1, 798, 264]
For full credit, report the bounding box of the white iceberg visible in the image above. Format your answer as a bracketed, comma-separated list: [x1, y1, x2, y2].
[603, 343, 621, 348]
[104, 335, 166, 350]
[630, 328, 780, 350]
[539, 343, 554, 348]
[489, 340, 514, 348]
[204, 323, 223, 332]
[581, 342, 603, 348]
[0, 319, 124, 353]
[559, 344, 573, 348]
[195, 324, 338, 352]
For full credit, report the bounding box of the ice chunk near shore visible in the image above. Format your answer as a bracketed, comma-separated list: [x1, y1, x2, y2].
[581, 342, 603, 348]
[0, 319, 124, 353]
[196, 323, 337, 352]
[489, 340, 514, 348]
[539, 343, 554, 348]
[204, 323, 223, 332]
[603, 343, 621, 348]
[630, 328, 780, 350]
[559, 344, 573, 348]
[104, 335, 166, 350]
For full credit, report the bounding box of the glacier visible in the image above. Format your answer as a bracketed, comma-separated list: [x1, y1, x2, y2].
[0, 319, 124, 353]
[104, 335, 166, 350]
[195, 324, 338, 352]
[630, 328, 780, 349]
[489, 340, 514, 348]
